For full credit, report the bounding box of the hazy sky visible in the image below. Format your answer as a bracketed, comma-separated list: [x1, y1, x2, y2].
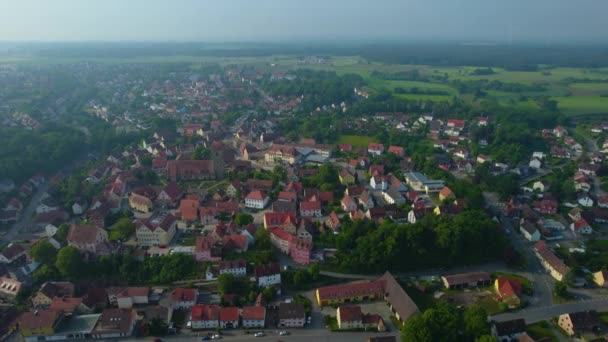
[0, 0, 606, 43]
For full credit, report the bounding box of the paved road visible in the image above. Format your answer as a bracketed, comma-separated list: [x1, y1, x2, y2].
[1, 181, 49, 244]
[491, 296, 608, 324]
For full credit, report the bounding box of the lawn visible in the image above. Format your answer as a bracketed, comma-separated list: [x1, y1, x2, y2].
[599, 312, 608, 324]
[553, 96, 608, 115]
[338, 135, 374, 148]
[527, 321, 559, 342]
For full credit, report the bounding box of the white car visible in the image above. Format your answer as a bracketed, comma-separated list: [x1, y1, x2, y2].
[211, 335, 222, 340]
[279, 331, 289, 336]
[254, 332, 265, 337]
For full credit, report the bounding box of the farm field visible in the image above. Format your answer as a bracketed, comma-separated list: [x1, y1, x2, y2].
[338, 135, 374, 148]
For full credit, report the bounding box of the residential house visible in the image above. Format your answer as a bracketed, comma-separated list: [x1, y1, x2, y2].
[339, 169, 355, 185]
[48, 297, 92, 315]
[244, 190, 269, 209]
[532, 180, 550, 193]
[382, 189, 405, 205]
[367, 143, 384, 156]
[278, 302, 306, 328]
[491, 319, 527, 342]
[194, 236, 222, 262]
[529, 158, 542, 170]
[72, 199, 88, 215]
[520, 222, 541, 242]
[370, 175, 389, 191]
[533, 199, 557, 215]
[0, 243, 26, 264]
[534, 241, 569, 281]
[290, 239, 312, 265]
[387, 146, 404, 157]
[219, 260, 247, 277]
[0, 277, 22, 299]
[17, 309, 64, 341]
[67, 224, 109, 255]
[439, 187, 455, 202]
[171, 288, 197, 310]
[115, 287, 149, 309]
[179, 198, 199, 222]
[265, 144, 298, 164]
[191, 304, 220, 330]
[300, 201, 322, 217]
[136, 213, 177, 247]
[128, 193, 154, 213]
[558, 311, 600, 337]
[341, 195, 357, 212]
[592, 270, 608, 287]
[359, 191, 375, 210]
[578, 163, 599, 176]
[255, 263, 281, 288]
[32, 282, 75, 307]
[495, 278, 522, 308]
[219, 307, 239, 329]
[241, 306, 265, 328]
[325, 212, 341, 233]
[571, 218, 592, 235]
[441, 272, 492, 290]
[157, 183, 182, 206]
[577, 193, 594, 207]
[337, 305, 363, 330]
[91, 308, 137, 339]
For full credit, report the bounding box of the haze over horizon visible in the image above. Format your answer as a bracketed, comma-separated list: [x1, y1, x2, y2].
[0, 0, 606, 44]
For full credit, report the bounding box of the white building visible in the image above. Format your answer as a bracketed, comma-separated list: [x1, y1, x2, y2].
[255, 263, 282, 287]
[219, 260, 247, 277]
[244, 190, 269, 209]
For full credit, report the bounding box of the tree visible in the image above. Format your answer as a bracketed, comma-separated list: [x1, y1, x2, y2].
[554, 281, 569, 298]
[401, 314, 433, 342]
[55, 246, 85, 279]
[146, 317, 168, 336]
[254, 228, 271, 251]
[308, 263, 320, 282]
[30, 240, 59, 266]
[109, 218, 135, 241]
[234, 213, 254, 226]
[218, 274, 236, 296]
[463, 305, 490, 338]
[55, 224, 70, 245]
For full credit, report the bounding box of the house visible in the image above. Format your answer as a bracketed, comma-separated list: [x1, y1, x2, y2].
[91, 308, 137, 339]
[359, 191, 375, 210]
[387, 146, 404, 157]
[277, 191, 297, 202]
[570, 218, 592, 235]
[17, 309, 64, 341]
[558, 311, 600, 337]
[290, 239, 312, 265]
[219, 260, 247, 277]
[128, 193, 154, 213]
[316, 280, 384, 307]
[529, 158, 542, 170]
[255, 263, 281, 288]
[191, 304, 220, 330]
[179, 198, 199, 222]
[532, 180, 550, 192]
[263, 212, 297, 230]
[491, 319, 527, 342]
[32, 282, 75, 307]
[337, 305, 363, 330]
[339, 169, 355, 185]
[0, 277, 22, 299]
[157, 183, 182, 205]
[534, 241, 569, 281]
[265, 144, 298, 164]
[278, 302, 306, 328]
[598, 195, 608, 208]
[577, 194, 594, 207]
[222, 235, 249, 254]
[171, 288, 197, 309]
[72, 199, 88, 215]
[382, 189, 405, 205]
[533, 199, 557, 215]
[553, 126, 567, 138]
[520, 222, 541, 242]
[370, 175, 389, 191]
[67, 224, 109, 255]
[48, 297, 92, 314]
[115, 287, 149, 309]
[241, 306, 265, 328]
[136, 213, 177, 247]
[341, 195, 357, 212]
[167, 159, 223, 181]
[0, 243, 26, 264]
[325, 212, 341, 233]
[441, 272, 491, 290]
[592, 270, 608, 287]
[578, 163, 599, 176]
[219, 307, 239, 329]
[495, 278, 522, 308]
[439, 187, 455, 202]
[367, 143, 384, 156]
[300, 201, 322, 217]
[194, 236, 222, 262]
[244, 190, 269, 209]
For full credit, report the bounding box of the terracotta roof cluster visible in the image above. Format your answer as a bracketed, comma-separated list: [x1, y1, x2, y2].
[219, 307, 239, 322]
[171, 288, 196, 303]
[191, 304, 219, 321]
[139, 213, 176, 232]
[18, 309, 63, 330]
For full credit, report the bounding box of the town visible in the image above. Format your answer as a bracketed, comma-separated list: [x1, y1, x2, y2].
[1, 44, 608, 342]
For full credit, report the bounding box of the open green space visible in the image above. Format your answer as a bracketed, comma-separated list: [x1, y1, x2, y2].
[527, 321, 559, 342]
[553, 96, 608, 115]
[338, 135, 374, 148]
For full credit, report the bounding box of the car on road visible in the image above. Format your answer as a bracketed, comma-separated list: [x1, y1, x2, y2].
[254, 332, 265, 337]
[211, 334, 222, 340]
[279, 331, 289, 336]
[200, 337, 210, 341]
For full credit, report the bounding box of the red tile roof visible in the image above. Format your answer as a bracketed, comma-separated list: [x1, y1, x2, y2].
[496, 278, 522, 299]
[300, 201, 321, 211]
[179, 199, 199, 221]
[339, 305, 362, 322]
[242, 306, 265, 321]
[317, 280, 384, 302]
[171, 288, 196, 303]
[191, 304, 219, 321]
[219, 307, 239, 322]
[246, 190, 267, 201]
[18, 309, 63, 330]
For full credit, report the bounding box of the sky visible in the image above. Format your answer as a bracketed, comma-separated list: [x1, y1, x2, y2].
[0, 0, 606, 43]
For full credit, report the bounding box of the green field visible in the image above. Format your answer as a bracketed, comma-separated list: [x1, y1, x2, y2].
[553, 96, 608, 115]
[338, 135, 374, 148]
[527, 321, 559, 342]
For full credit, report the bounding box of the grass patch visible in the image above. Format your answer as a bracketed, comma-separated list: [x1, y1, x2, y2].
[338, 135, 374, 148]
[599, 312, 608, 324]
[553, 96, 608, 115]
[477, 296, 503, 315]
[527, 321, 559, 342]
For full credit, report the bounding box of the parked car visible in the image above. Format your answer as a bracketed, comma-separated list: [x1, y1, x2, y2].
[200, 337, 210, 341]
[254, 332, 265, 337]
[279, 331, 289, 336]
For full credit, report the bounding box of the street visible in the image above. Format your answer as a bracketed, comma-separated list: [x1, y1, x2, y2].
[1, 180, 49, 244]
[491, 296, 608, 324]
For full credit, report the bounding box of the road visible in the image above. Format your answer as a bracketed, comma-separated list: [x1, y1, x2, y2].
[1, 181, 49, 244]
[491, 297, 608, 324]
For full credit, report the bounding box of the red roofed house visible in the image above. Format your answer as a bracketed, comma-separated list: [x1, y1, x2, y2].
[387, 146, 404, 157]
[157, 183, 182, 206]
[219, 307, 240, 329]
[194, 236, 222, 262]
[167, 160, 222, 181]
[242, 306, 266, 328]
[325, 212, 341, 233]
[290, 239, 313, 265]
[191, 304, 220, 330]
[300, 201, 322, 217]
[439, 187, 455, 202]
[179, 198, 199, 222]
[245, 190, 269, 209]
[341, 195, 357, 212]
[533, 199, 558, 215]
[67, 224, 109, 255]
[222, 235, 249, 254]
[171, 288, 197, 309]
[339, 144, 352, 152]
[316, 280, 384, 306]
[534, 241, 569, 281]
[368, 143, 384, 156]
[270, 228, 294, 254]
[115, 287, 150, 309]
[571, 218, 593, 235]
[136, 213, 177, 247]
[337, 305, 363, 330]
[494, 278, 522, 308]
[447, 119, 466, 129]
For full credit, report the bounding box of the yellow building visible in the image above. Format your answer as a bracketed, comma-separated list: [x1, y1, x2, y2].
[19, 309, 63, 338]
[593, 270, 608, 287]
[136, 213, 177, 247]
[32, 282, 75, 308]
[264, 144, 297, 165]
[128, 193, 154, 213]
[339, 170, 355, 185]
[315, 280, 384, 307]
